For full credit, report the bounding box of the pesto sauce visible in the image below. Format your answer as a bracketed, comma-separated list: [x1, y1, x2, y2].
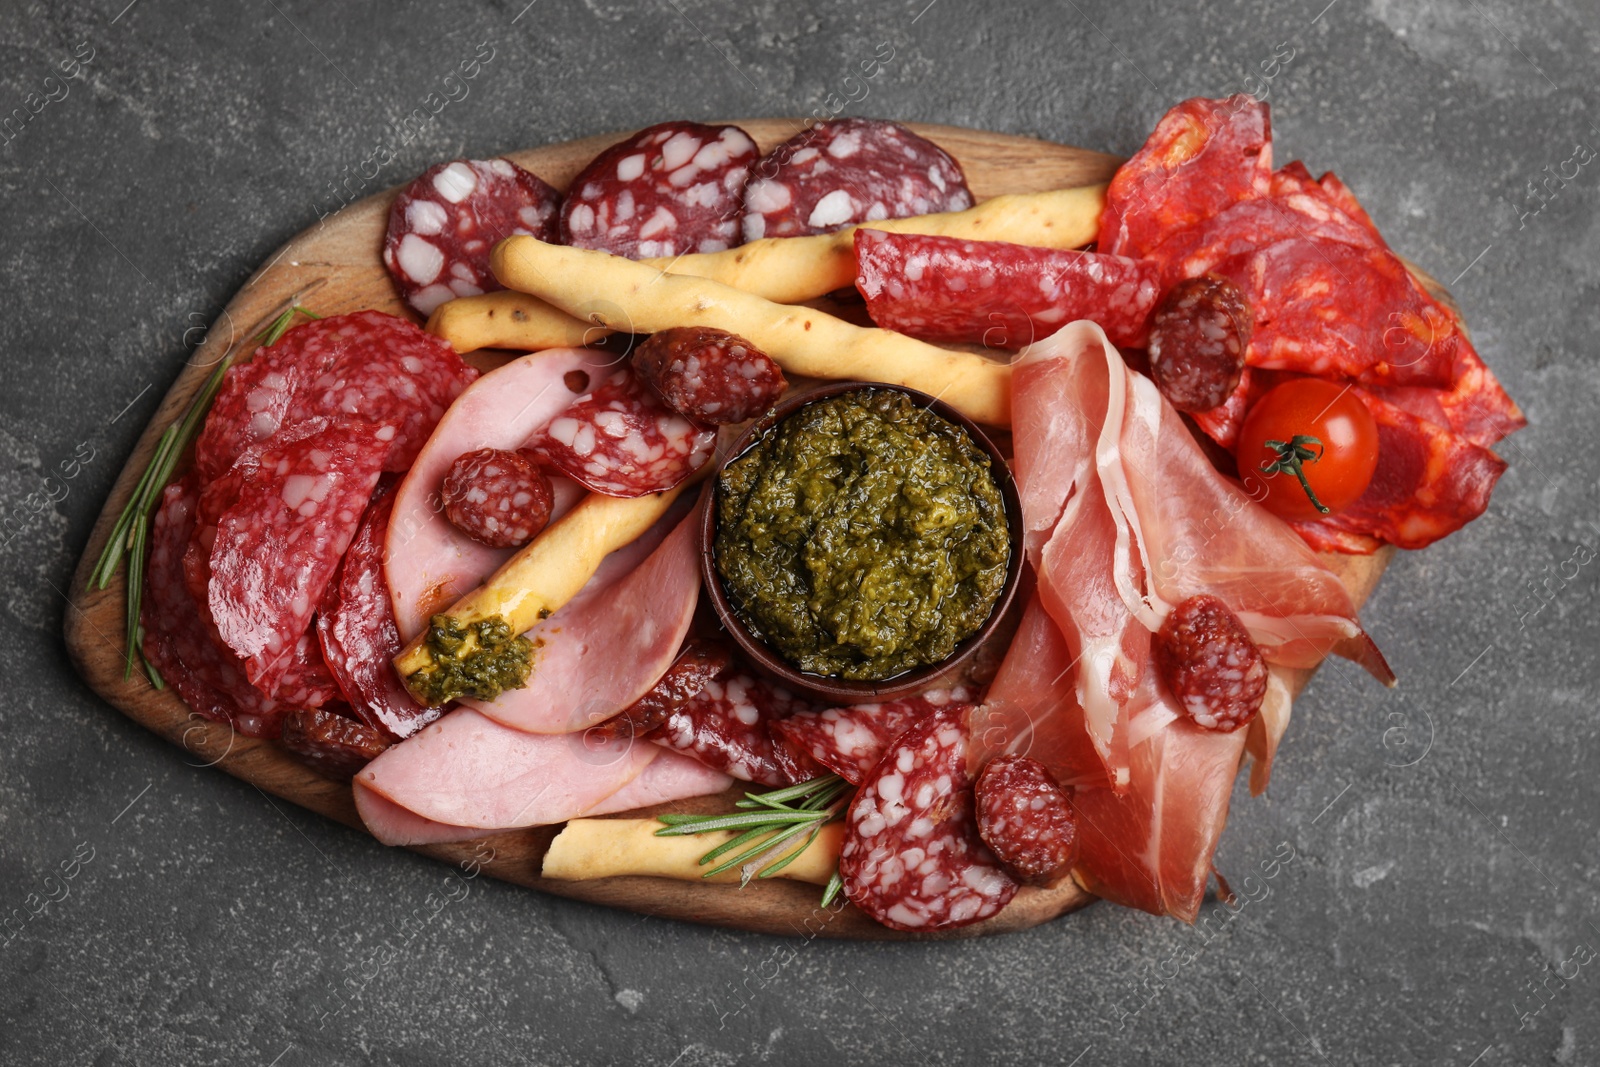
[714, 388, 1010, 681]
[405, 613, 535, 707]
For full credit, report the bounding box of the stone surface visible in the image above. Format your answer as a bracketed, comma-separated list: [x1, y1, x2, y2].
[2, 0, 1597, 1064]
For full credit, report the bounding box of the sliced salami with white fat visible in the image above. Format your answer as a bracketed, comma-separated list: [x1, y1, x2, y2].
[560, 121, 758, 258]
[383, 158, 561, 317]
[741, 118, 973, 241]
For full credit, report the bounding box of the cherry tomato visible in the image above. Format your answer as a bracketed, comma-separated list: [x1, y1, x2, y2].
[1235, 379, 1379, 522]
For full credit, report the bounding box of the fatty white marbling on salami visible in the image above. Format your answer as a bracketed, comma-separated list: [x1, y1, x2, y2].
[650, 672, 820, 787]
[839, 702, 1018, 931]
[383, 158, 561, 316]
[741, 118, 973, 241]
[560, 121, 758, 258]
[768, 687, 972, 785]
[631, 326, 787, 426]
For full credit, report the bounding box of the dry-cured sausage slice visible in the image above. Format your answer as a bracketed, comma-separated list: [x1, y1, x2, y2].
[631, 326, 787, 425]
[1152, 594, 1267, 731]
[195, 311, 476, 482]
[560, 121, 758, 258]
[1144, 274, 1253, 412]
[208, 421, 390, 695]
[839, 702, 1017, 931]
[439, 447, 554, 549]
[973, 755, 1079, 885]
[590, 638, 732, 742]
[317, 484, 440, 740]
[742, 118, 973, 241]
[768, 687, 973, 785]
[650, 672, 819, 787]
[853, 230, 1162, 350]
[383, 158, 561, 316]
[280, 707, 392, 780]
[140, 476, 292, 739]
[527, 372, 715, 498]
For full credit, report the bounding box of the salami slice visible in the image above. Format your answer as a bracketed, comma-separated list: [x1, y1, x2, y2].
[854, 230, 1162, 350]
[267, 629, 343, 709]
[973, 756, 1079, 886]
[318, 484, 440, 740]
[650, 672, 819, 786]
[141, 477, 292, 739]
[281, 708, 392, 780]
[632, 327, 787, 425]
[769, 687, 973, 785]
[590, 638, 732, 742]
[1152, 595, 1268, 731]
[560, 121, 758, 258]
[209, 421, 390, 695]
[383, 158, 561, 316]
[1290, 389, 1508, 552]
[1146, 275, 1253, 412]
[839, 702, 1017, 931]
[1369, 338, 1526, 448]
[1098, 95, 1273, 259]
[439, 447, 554, 549]
[527, 371, 716, 498]
[195, 311, 477, 482]
[741, 118, 973, 241]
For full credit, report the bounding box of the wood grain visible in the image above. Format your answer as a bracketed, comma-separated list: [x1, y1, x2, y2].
[65, 121, 1395, 939]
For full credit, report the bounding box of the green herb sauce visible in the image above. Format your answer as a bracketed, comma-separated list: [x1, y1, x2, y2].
[714, 388, 1011, 681]
[405, 613, 535, 707]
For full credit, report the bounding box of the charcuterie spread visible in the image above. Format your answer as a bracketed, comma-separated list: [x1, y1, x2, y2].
[93, 102, 1524, 934]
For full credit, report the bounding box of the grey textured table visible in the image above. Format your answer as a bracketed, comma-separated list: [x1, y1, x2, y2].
[3, 1, 1595, 1064]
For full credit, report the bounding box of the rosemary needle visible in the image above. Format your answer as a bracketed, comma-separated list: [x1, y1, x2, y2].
[655, 775, 849, 904]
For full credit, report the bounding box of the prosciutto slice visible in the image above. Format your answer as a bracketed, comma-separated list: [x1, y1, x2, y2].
[469, 507, 700, 733]
[386, 348, 613, 641]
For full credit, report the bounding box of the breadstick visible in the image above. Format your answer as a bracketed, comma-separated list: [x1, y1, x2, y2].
[542, 819, 842, 886]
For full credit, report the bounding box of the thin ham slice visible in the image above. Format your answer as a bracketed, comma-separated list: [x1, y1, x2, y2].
[353, 749, 731, 846]
[354, 708, 658, 830]
[469, 507, 700, 733]
[386, 348, 613, 641]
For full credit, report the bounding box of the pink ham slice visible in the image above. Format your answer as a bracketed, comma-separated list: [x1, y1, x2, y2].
[354, 750, 731, 846]
[468, 507, 700, 733]
[355, 707, 658, 831]
[386, 348, 614, 641]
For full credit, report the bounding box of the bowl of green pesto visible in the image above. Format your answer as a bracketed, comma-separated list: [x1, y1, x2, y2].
[703, 382, 1024, 703]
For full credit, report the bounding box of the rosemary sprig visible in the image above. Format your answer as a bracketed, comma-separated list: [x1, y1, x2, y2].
[89, 304, 321, 681]
[655, 774, 850, 901]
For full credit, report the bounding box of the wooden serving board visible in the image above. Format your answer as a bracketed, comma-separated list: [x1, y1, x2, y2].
[65, 120, 1399, 939]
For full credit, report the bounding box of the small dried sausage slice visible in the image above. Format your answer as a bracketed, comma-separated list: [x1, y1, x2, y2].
[281, 708, 392, 780]
[561, 121, 759, 258]
[439, 447, 554, 549]
[650, 672, 820, 786]
[854, 230, 1163, 350]
[383, 158, 561, 316]
[973, 756, 1079, 886]
[742, 118, 973, 241]
[632, 327, 787, 425]
[768, 687, 973, 785]
[1146, 275, 1253, 413]
[1153, 594, 1268, 731]
[526, 372, 716, 498]
[590, 638, 733, 742]
[839, 702, 1017, 931]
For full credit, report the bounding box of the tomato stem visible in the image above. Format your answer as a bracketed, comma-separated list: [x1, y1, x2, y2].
[1259, 435, 1330, 514]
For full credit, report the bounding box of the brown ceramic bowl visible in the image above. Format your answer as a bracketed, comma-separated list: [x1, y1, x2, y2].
[699, 380, 1025, 706]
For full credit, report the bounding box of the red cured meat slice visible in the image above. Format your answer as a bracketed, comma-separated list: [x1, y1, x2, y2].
[209, 421, 390, 695]
[768, 687, 973, 785]
[741, 118, 973, 241]
[267, 629, 342, 709]
[1209, 240, 1461, 388]
[1368, 337, 1526, 448]
[140, 477, 291, 739]
[318, 484, 440, 740]
[439, 447, 554, 549]
[1152, 594, 1267, 731]
[1145, 274, 1252, 412]
[1188, 366, 1293, 451]
[853, 230, 1162, 350]
[383, 158, 561, 316]
[1143, 193, 1382, 285]
[561, 121, 759, 258]
[632, 327, 787, 426]
[195, 311, 477, 482]
[1290, 389, 1508, 551]
[591, 638, 733, 741]
[650, 672, 819, 787]
[528, 372, 715, 498]
[1098, 95, 1273, 259]
[839, 703, 1017, 931]
[280, 708, 392, 779]
[1316, 170, 1384, 242]
[973, 755, 1078, 886]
